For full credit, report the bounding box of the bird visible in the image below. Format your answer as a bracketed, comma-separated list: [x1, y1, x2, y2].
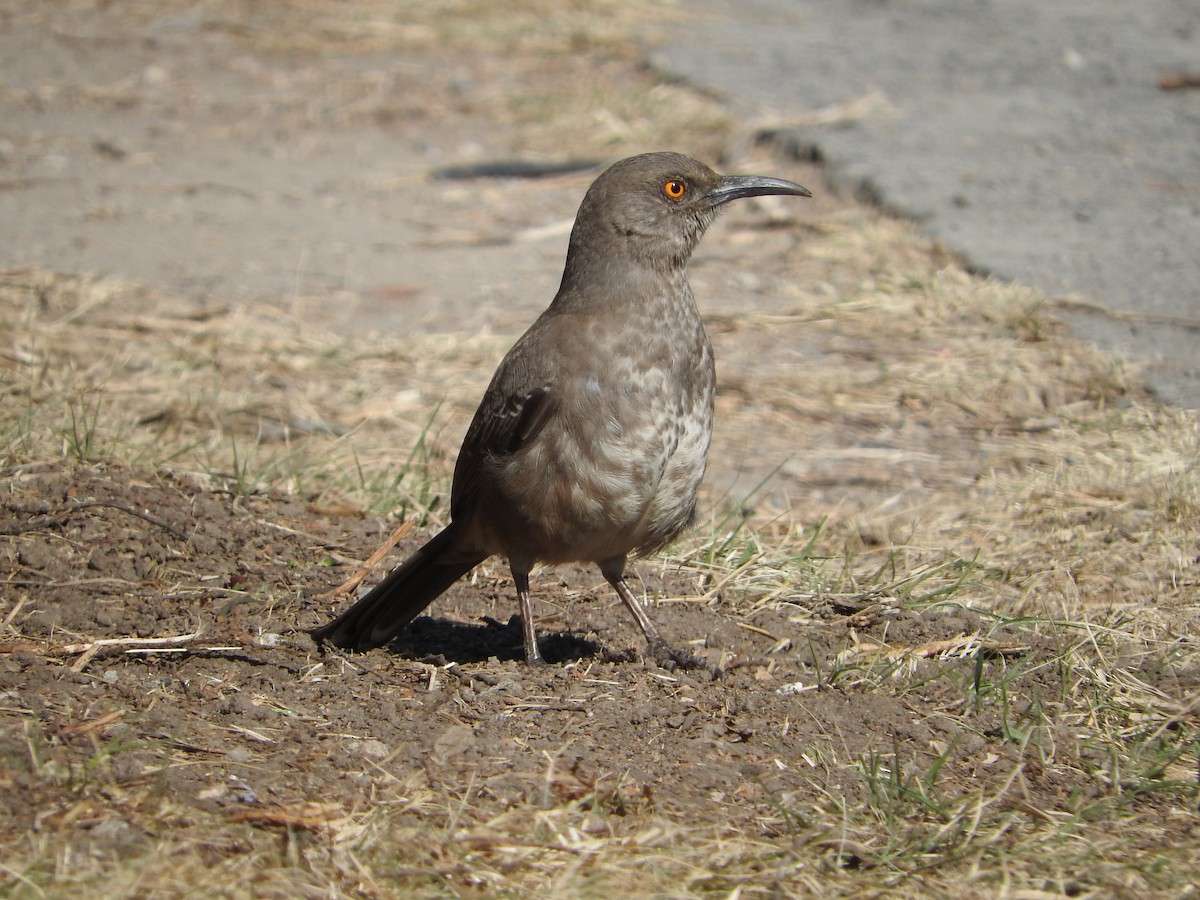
[311, 151, 811, 667]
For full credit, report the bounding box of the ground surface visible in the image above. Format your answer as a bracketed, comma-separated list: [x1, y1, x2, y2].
[1, 3, 1198, 898]
[652, 0, 1200, 407]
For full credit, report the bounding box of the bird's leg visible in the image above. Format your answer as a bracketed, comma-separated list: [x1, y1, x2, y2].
[512, 568, 545, 665]
[601, 561, 707, 671]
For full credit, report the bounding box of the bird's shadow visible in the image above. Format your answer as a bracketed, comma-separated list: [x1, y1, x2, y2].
[385, 615, 603, 665]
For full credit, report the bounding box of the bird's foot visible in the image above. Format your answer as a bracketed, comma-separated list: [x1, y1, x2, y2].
[524, 644, 549, 666]
[647, 638, 717, 675]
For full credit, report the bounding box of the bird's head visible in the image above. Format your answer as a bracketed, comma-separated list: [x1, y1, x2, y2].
[567, 152, 812, 272]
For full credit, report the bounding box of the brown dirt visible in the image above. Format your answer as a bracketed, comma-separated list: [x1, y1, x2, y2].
[2, 2, 1197, 897]
[0, 462, 1075, 883]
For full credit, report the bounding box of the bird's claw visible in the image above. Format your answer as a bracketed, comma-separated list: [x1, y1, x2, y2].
[648, 639, 717, 676]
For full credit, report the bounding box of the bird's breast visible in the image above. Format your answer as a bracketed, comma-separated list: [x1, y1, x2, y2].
[481, 293, 715, 564]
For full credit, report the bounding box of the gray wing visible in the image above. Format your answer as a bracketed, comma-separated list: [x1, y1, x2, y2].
[449, 337, 559, 518]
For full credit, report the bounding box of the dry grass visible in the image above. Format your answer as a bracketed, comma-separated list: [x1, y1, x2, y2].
[3, 249, 1197, 897]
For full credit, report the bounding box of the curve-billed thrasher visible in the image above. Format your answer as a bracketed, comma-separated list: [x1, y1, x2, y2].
[311, 152, 810, 667]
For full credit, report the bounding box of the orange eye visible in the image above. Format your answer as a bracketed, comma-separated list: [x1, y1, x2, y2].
[663, 179, 686, 200]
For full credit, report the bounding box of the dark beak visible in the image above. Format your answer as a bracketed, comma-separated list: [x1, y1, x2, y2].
[707, 174, 812, 207]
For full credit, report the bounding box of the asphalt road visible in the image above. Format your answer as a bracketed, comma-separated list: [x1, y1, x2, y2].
[652, 0, 1199, 407]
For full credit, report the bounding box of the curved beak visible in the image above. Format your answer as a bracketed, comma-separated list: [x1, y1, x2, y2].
[707, 174, 812, 207]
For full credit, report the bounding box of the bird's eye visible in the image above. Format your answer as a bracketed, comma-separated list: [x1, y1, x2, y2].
[663, 180, 687, 200]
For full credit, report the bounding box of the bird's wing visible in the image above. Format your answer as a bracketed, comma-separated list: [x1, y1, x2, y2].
[449, 348, 559, 517]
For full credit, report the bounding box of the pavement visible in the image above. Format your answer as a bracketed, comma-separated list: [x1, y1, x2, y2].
[651, 0, 1200, 407]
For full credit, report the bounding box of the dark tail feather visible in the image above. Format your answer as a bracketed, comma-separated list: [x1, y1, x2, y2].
[311, 523, 486, 651]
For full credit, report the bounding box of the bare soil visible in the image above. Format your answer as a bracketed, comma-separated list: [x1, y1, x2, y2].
[0, 461, 1083, 891]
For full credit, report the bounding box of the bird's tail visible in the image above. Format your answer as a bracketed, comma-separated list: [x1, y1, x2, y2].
[310, 522, 486, 651]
